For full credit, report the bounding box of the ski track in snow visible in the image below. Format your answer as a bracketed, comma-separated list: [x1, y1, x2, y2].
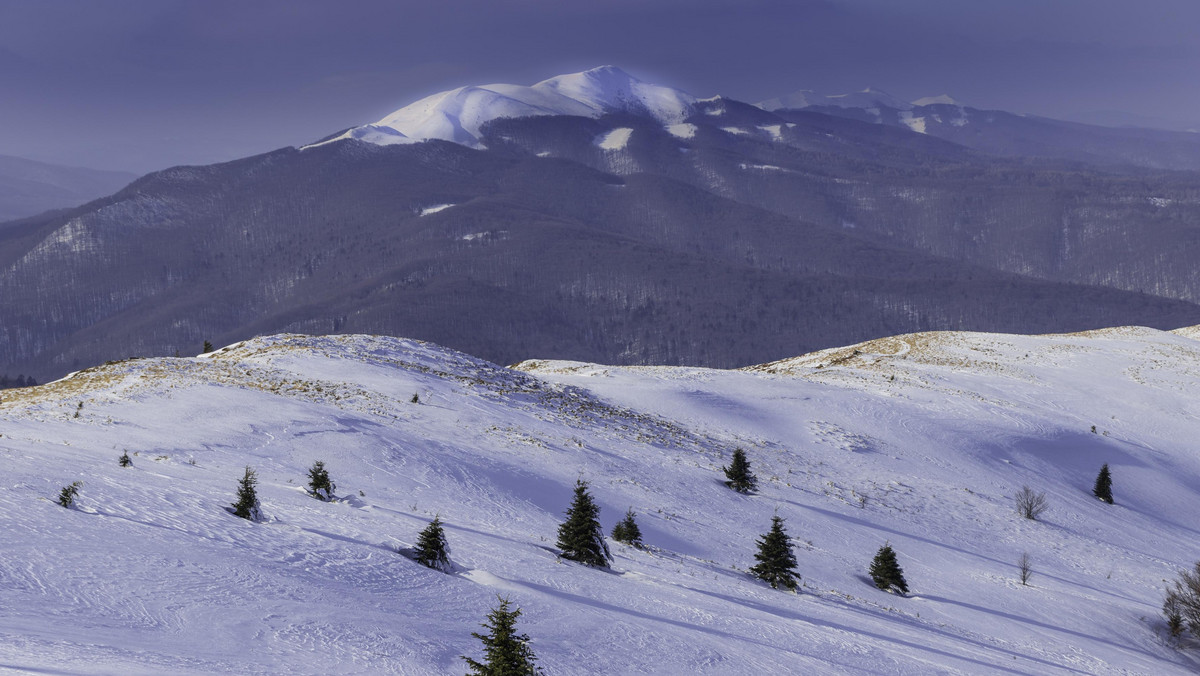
[1, 330, 1200, 673]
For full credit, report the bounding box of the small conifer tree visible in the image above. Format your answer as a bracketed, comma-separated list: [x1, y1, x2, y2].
[611, 508, 643, 548]
[462, 596, 541, 675]
[119, 450, 132, 467]
[411, 393, 419, 404]
[58, 481, 82, 508]
[869, 543, 909, 594]
[749, 515, 799, 590]
[556, 479, 611, 567]
[1092, 463, 1113, 504]
[231, 466, 262, 521]
[414, 516, 452, 572]
[723, 448, 757, 494]
[306, 460, 336, 501]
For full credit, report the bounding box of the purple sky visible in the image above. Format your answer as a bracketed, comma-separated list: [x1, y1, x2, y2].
[2, 0, 1198, 173]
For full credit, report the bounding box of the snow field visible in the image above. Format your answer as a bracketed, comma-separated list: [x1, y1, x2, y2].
[1, 329, 1199, 673]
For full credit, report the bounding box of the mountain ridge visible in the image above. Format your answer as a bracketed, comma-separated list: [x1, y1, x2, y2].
[8, 67, 1200, 383]
[0, 154, 137, 222]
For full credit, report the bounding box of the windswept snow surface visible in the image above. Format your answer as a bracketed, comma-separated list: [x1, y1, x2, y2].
[3, 329, 1200, 674]
[316, 66, 695, 149]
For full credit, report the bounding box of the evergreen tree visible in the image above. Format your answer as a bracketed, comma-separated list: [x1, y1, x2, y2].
[462, 596, 541, 675]
[556, 479, 611, 567]
[231, 466, 262, 521]
[611, 508, 643, 548]
[202, 340, 213, 354]
[1093, 463, 1114, 504]
[58, 481, 82, 508]
[306, 460, 336, 500]
[414, 516, 452, 572]
[119, 450, 132, 467]
[869, 543, 909, 594]
[749, 515, 799, 590]
[723, 448, 757, 494]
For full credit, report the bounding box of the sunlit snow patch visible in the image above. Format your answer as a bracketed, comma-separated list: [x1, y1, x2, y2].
[666, 123, 697, 139]
[758, 125, 783, 141]
[419, 204, 455, 216]
[899, 111, 927, 134]
[738, 163, 793, 173]
[596, 127, 634, 150]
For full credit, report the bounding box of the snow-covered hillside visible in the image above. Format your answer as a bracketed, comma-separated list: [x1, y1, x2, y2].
[311, 66, 695, 149]
[2, 328, 1200, 674]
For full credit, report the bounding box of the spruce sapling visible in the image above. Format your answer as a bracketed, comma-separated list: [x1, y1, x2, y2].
[556, 479, 611, 567]
[231, 466, 262, 521]
[1093, 463, 1113, 504]
[611, 508, 643, 548]
[413, 516, 452, 572]
[58, 481, 82, 508]
[869, 543, 909, 594]
[723, 448, 757, 494]
[462, 596, 541, 675]
[306, 460, 336, 501]
[749, 515, 799, 590]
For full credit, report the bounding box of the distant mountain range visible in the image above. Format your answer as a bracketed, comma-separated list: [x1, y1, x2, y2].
[762, 87, 1200, 171]
[0, 155, 135, 222]
[5, 66, 1200, 381]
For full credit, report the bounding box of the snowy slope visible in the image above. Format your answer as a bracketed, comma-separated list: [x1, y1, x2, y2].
[2, 329, 1200, 674]
[309, 66, 695, 149]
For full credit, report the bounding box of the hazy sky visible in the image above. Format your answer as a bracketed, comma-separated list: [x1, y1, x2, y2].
[2, 0, 1198, 173]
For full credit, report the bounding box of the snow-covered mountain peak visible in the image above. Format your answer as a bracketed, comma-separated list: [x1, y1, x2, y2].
[912, 94, 961, 107]
[534, 65, 694, 123]
[823, 87, 912, 111]
[309, 66, 696, 150]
